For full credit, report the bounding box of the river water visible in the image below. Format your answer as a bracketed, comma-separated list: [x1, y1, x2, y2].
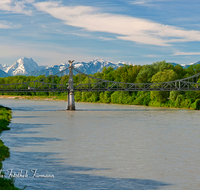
[0, 99, 200, 190]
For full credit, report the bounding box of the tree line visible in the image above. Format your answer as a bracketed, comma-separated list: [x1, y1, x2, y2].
[1, 60, 200, 109]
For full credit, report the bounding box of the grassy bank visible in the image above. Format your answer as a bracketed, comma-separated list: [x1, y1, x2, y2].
[1, 93, 200, 111]
[0, 105, 22, 190]
[74, 91, 200, 110]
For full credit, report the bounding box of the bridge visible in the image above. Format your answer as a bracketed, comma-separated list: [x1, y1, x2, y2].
[1, 60, 200, 110]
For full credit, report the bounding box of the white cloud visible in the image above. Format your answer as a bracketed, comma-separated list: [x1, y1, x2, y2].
[0, 23, 12, 29]
[0, 0, 33, 15]
[52, 29, 90, 38]
[41, 24, 47, 28]
[130, 0, 152, 5]
[130, 0, 166, 7]
[174, 52, 200, 56]
[99, 36, 113, 41]
[34, 2, 200, 47]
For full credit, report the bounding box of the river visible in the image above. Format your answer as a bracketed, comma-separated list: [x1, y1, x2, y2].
[0, 99, 200, 190]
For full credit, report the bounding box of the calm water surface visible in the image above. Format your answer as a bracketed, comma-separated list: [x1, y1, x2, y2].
[0, 99, 200, 190]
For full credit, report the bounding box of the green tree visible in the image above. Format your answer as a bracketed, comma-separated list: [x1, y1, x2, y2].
[102, 67, 115, 81]
[193, 64, 200, 75]
[174, 94, 184, 107]
[151, 69, 178, 83]
[153, 60, 173, 72]
[169, 91, 181, 104]
[151, 69, 178, 103]
[191, 99, 200, 110]
[136, 65, 157, 83]
[127, 65, 142, 83]
[185, 65, 195, 77]
[173, 65, 186, 79]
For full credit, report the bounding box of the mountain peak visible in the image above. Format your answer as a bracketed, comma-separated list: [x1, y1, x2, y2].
[180, 60, 200, 68]
[5, 57, 40, 75]
[92, 58, 107, 63]
[16, 57, 36, 65]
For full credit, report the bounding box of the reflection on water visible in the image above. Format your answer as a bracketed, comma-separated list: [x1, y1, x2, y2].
[0, 99, 200, 190]
[2, 151, 171, 190]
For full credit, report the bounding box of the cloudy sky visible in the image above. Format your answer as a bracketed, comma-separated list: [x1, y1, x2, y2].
[0, 0, 200, 66]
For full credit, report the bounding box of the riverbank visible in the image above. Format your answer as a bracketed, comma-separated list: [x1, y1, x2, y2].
[0, 95, 66, 101]
[1, 94, 200, 110]
[0, 105, 22, 190]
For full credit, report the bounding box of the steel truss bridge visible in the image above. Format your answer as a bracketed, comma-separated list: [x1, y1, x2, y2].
[0, 65, 200, 93]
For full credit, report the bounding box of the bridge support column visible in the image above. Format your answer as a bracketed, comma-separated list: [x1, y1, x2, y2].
[67, 91, 75, 110]
[67, 60, 75, 110]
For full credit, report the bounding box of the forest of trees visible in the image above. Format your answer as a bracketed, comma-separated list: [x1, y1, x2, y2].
[1, 60, 200, 110]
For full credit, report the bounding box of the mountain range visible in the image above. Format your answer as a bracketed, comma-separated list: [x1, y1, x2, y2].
[170, 61, 200, 68]
[0, 57, 130, 77]
[0, 57, 200, 78]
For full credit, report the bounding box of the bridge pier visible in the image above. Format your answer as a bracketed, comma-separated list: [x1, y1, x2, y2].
[67, 60, 75, 110]
[67, 91, 75, 110]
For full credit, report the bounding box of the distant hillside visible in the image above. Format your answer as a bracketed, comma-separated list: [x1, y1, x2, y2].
[0, 69, 10, 77]
[182, 61, 200, 68]
[29, 63, 69, 76]
[168, 61, 200, 68]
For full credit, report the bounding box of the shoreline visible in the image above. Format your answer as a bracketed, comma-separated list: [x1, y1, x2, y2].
[0, 95, 66, 101]
[0, 95, 195, 110]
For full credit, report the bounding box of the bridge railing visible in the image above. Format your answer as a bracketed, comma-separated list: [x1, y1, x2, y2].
[73, 67, 200, 92]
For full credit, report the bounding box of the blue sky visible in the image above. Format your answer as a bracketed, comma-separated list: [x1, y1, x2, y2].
[0, 0, 200, 66]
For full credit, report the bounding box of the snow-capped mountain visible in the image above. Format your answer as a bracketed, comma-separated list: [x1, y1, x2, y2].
[2, 64, 9, 71]
[169, 61, 200, 68]
[73, 58, 125, 74]
[181, 61, 200, 68]
[2, 57, 132, 77]
[0, 63, 10, 77]
[3, 57, 46, 76]
[28, 58, 132, 76]
[2, 57, 200, 77]
[29, 63, 69, 76]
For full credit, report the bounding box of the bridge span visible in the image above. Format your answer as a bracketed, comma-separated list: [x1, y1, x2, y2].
[0, 60, 200, 110]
